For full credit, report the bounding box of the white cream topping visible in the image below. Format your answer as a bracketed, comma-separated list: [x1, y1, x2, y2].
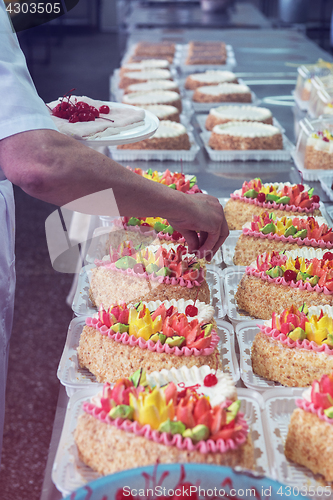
[307, 136, 333, 153]
[210, 105, 272, 122]
[212, 122, 280, 138]
[127, 81, 178, 93]
[308, 304, 333, 318]
[92, 366, 237, 408]
[285, 247, 329, 261]
[124, 69, 172, 81]
[122, 59, 169, 71]
[139, 104, 178, 119]
[147, 366, 237, 407]
[198, 83, 250, 95]
[150, 120, 186, 139]
[123, 90, 180, 105]
[142, 299, 214, 324]
[189, 70, 236, 84]
[323, 105, 333, 115]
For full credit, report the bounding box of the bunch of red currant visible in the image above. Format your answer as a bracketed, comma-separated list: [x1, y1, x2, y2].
[51, 99, 111, 123]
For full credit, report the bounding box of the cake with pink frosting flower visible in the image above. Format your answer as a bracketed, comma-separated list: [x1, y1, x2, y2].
[224, 178, 321, 230]
[235, 248, 333, 320]
[233, 211, 333, 266]
[74, 367, 253, 475]
[89, 243, 210, 310]
[78, 299, 220, 382]
[285, 372, 333, 481]
[251, 304, 333, 387]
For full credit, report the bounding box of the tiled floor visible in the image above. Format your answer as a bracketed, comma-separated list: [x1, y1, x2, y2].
[0, 30, 125, 500]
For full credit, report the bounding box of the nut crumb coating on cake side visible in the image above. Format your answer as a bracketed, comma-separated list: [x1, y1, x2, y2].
[117, 134, 191, 150]
[89, 267, 210, 309]
[208, 132, 282, 151]
[205, 114, 273, 131]
[235, 274, 333, 320]
[77, 325, 221, 383]
[251, 332, 333, 387]
[233, 234, 308, 266]
[224, 198, 322, 230]
[285, 408, 333, 482]
[305, 145, 333, 170]
[74, 413, 254, 475]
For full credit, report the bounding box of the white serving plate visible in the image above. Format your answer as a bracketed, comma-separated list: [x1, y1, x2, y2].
[176, 44, 237, 74]
[221, 266, 264, 326]
[201, 131, 294, 162]
[262, 389, 333, 497]
[72, 265, 226, 320]
[57, 317, 239, 396]
[108, 131, 200, 162]
[52, 387, 267, 497]
[68, 103, 160, 147]
[196, 113, 285, 134]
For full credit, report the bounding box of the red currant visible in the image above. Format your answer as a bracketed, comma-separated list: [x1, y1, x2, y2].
[90, 106, 99, 118]
[311, 195, 320, 203]
[166, 306, 174, 317]
[257, 192, 266, 203]
[297, 184, 305, 192]
[133, 263, 146, 274]
[284, 269, 297, 282]
[323, 252, 333, 261]
[99, 105, 110, 114]
[69, 113, 79, 123]
[76, 101, 90, 111]
[203, 373, 218, 387]
[185, 305, 198, 317]
[172, 231, 182, 240]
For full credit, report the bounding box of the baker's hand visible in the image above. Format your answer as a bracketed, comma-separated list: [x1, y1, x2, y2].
[166, 193, 229, 260]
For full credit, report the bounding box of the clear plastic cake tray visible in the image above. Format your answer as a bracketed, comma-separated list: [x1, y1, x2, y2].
[52, 387, 268, 497]
[175, 44, 236, 74]
[72, 265, 226, 320]
[191, 91, 261, 113]
[292, 150, 333, 182]
[221, 266, 265, 327]
[57, 317, 239, 397]
[108, 131, 200, 162]
[196, 113, 285, 134]
[236, 322, 295, 392]
[221, 230, 242, 267]
[319, 172, 333, 201]
[201, 131, 294, 162]
[262, 389, 333, 497]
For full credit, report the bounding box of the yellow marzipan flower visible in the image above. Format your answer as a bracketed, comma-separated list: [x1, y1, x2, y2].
[129, 387, 175, 429]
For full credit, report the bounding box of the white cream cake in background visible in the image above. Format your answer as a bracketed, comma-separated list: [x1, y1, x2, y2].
[137, 104, 180, 122]
[124, 80, 180, 94]
[48, 96, 146, 140]
[205, 105, 273, 130]
[208, 122, 283, 150]
[185, 70, 238, 90]
[119, 69, 172, 89]
[123, 90, 182, 112]
[193, 83, 252, 103]
[120, 59, 170, 73]
[305, 129, 333, 170]
[117, 120, 191, 150]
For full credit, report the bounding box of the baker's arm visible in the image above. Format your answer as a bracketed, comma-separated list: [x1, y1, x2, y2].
[0, 129, 228, 256]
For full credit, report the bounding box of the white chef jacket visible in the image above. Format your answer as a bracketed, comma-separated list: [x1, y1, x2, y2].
[0, 1, 57, 459]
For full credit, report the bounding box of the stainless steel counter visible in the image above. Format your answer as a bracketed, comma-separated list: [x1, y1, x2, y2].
[41, 25, 333, 500]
